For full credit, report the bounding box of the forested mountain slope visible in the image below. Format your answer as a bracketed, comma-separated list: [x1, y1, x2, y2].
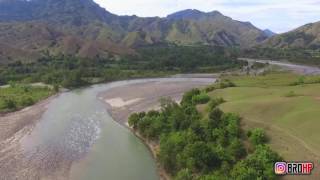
[0, 0, 268, 62]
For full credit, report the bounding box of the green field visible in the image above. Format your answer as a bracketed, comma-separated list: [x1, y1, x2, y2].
[0, 85, 54, 113]
[200, 72, 320, 179]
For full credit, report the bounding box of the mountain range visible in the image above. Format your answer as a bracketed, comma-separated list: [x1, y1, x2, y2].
[261, 22, 320, 49]
[0, 0, 319, 63]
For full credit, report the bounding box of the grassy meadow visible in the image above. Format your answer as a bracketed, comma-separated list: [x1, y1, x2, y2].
[199, 72, 320, 179]
[0, 84, 54, 113]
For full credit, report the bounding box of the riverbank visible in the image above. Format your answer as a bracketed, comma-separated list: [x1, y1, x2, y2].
[0, 83, 55, 114]
[99, 78, 215, 125]
[0, 94, 60, 179]
[128, 126, 171, 180]
[0, 94, 58, 141]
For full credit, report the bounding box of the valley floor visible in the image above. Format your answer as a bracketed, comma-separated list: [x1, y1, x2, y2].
[2, 63, 320, 180]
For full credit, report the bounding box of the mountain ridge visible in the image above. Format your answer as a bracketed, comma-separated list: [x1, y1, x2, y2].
[0, 0, 269, 62]
[263, 29, 276, 37]
[260, 21, 320, 49]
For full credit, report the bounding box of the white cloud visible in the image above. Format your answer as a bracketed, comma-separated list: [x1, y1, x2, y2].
[94, 0, 320, 33]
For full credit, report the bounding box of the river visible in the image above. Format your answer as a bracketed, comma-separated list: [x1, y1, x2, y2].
[16, 77, 215, 180]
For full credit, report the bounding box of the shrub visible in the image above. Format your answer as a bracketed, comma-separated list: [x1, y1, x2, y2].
[205, 85, 216, 93]
[21, 97, 34, 106]
[3, 98, 16, 110]
[192, 93, 210, 104]
[290, 76, 305, 86]
[284, 91, 298, 97]
[231, 145, 282, 180]
[181, 89, 201, 105]
[219, 79, 236, 89]
[208, 97, 225, 110]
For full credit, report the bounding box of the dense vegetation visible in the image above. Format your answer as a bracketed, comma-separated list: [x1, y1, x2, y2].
[0, 45, 245, 88]
[0, 84, 53, 113]
[242, 47, 320, 66]
[128, 87, 281, 179]
[128, 45, 242, 72]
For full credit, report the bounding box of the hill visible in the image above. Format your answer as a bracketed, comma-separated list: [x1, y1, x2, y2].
[262, 29, 276, 37]
[261, 21, 320, 49]
[161, 9, 267, 47]
[199, 72, 320, 178]
[0, 0, 268, 63]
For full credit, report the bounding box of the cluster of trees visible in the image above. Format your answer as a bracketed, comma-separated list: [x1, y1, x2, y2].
[0, 55, 167, 88]
[128, 88, 281, 179]
[0, 84, 53, 112]
[125, 45, 244, 72]
[0, 45, 245, 88]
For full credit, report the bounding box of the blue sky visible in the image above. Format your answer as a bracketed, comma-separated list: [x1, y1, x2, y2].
[94, 0, 320, 33]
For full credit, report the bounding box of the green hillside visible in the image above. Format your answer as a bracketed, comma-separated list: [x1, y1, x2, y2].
[200, 72, 320, 178]
[261, 21, 320, 49]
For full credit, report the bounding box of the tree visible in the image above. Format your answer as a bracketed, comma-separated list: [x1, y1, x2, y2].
[208, 97, 225, 110]
[208, 108, 223, 129]
[192, 93, 210, 104]
[214, 129, 228, 147]
[177, 141, 221, 172]
[181, 89, 200, 105]
[231, 161, 259, 180]
[159, 132, 188, 174]
[62, 70, 85, 88]
[174, 169, 193, 180]
[231, 145, 282, 180]
[225, 113, 241, 138]
[248, 128, 267, 146]
[228, 139, 246, 160]
[169, 107, 188, 130]
[128, 113, 140, 130]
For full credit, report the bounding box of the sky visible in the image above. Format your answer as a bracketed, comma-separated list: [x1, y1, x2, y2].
[94, 0, 320, 33]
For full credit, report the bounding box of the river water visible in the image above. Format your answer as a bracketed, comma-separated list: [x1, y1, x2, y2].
[19, 78, 214, 180]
